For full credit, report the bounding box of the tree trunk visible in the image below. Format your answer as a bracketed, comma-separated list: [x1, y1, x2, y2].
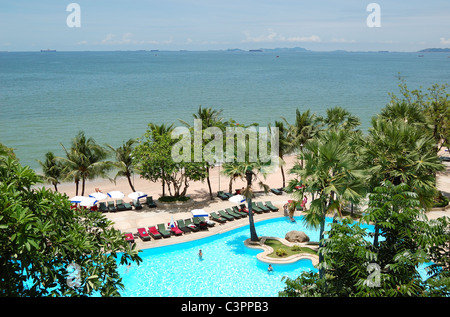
[126, 173, 136, 192]
[281, 165, 286, 188]
[206, 166, 213, 200]
[245, 169, 258, 242]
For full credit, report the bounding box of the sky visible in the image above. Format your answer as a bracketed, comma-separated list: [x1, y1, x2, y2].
[0, 0, 449, 52]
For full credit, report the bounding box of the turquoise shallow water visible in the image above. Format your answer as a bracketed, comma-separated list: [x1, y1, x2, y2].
[1, 51, 449, 170]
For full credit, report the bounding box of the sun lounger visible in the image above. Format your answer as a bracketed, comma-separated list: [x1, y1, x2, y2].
[256, 202, 270, 213]
[251, 202, 263, 214]
[107, 201, 117, 212]
[133, 200, 143, 210]
[199, 216, 215, 227]
[265, 201, 279, 211]
[239, 204, 248, 212]
[176, 219, 191, 233]
[218, 209, 235, 221]
[225, 208, 242, 219]
[271, 188, 283, 195]
[157, 223, 171, 238]
[137, 227, 151, 241]
[193, 217, 208, 230]
[124, 232, 134, 243]
[232, 206, 247, 217]
[124, 201, 133, 210]
[116, 199, 126, 211]
[210, 212, 227, 223]
[99, 202, 108, 212]
[217, 191, 229, 200]
[169, 223, 183, 236]
[148, 226, 162, 239]
[184, 218, 200, 232]
[146, 196, 157, 208]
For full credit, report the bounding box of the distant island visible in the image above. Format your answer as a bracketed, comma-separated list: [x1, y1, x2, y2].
[418, 48, 450, 53]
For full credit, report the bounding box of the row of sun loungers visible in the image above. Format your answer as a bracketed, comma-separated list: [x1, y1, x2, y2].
[97, 196, 157, 212]
[124, 201, 280, 243]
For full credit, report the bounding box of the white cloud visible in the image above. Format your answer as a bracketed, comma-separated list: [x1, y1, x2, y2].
[331, 38, 356, 43]
[241, 29, 321, 44]
[99, 33, 173, 46]
[440, 37, 450, 45]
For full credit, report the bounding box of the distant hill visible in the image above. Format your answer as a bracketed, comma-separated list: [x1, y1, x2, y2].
[262, 47, 310, 52]
[418, 48, 450, 52]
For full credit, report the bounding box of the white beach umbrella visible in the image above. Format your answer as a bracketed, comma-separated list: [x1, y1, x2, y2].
[79, 197, 98, 207]
[228, 194, 246, 204]
[69, 196, 87, 203]
[128, 191, 147, 201]
[89, 192, 108, 200]
[191, 209, 209, 217]
[107, 191, 124, 199]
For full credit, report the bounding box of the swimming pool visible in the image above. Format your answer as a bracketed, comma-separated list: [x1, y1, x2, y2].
[112, 215, 434, 297]
[118, 216, 328, 297]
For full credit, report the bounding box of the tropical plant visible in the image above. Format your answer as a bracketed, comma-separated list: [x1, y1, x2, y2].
[281, 181, 450, 297]
[179, 106, 227, 199]
[133, 123, 207, 198]
[107, 139, 137, 192]
[282, 109, 318, 167]
[0, 147, 141, 296]
[363, 117, 444, 208]
[289, 127, 366, 277]
[59, 131, 112, 196]
[37, 151, 64, 192]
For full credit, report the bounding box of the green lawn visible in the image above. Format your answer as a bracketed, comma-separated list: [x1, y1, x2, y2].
[264, 239, 317, 258]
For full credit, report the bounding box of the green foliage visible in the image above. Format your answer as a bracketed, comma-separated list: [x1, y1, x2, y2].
[133, 123, 207, 197]
[0, 149, 142, 296]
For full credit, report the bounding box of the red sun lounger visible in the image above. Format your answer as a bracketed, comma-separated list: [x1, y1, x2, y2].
[137, 227, 151, 241]
[148, 226, 162, 239]
[124, 232, 134, 243]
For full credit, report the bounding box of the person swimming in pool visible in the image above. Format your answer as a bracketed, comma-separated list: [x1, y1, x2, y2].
[198, 249, 203, 259]
[268, 264, 273, 272]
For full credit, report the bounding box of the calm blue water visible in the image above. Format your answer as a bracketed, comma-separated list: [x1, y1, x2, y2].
[1, 50, 449, 170]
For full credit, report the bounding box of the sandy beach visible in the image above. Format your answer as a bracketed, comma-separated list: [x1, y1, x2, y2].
[54, 152, 450, 250]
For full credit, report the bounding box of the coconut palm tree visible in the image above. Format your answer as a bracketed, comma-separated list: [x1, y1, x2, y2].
[282, 109, 319, 167]
[37, 151, 64, 192]
[180, 106, 227, 200]
[60, 131, 112, 196]
[107, 139, 136, 192]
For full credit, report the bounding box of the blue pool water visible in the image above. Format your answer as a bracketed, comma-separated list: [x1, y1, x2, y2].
[117, 216, 332, 297]
[117, 216, 433, 297]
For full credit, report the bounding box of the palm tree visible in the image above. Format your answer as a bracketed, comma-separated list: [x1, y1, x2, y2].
[180, 106, 226, 200]
[271, 120, 290, 188]
[221, 162, 244, 194]
[107, 139, 136, 192]
[364, 117, 444, 208]
[37, 151, 64, 192]
[289, 128, 366, 278]
[317, 106, 361, 131]
[60, 131, 111, 196]
[282, 109, 318, 167]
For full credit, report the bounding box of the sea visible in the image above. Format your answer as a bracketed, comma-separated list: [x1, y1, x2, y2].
[0, 50, 449, 171]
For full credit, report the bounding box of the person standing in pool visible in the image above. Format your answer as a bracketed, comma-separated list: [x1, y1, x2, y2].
[198, 249, 203, 260]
